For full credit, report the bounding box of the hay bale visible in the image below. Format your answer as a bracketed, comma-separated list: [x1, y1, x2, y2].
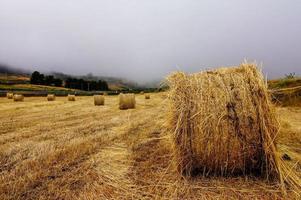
[167, 63, 282, 180]
[47, 94, 56, 101]
[68, 94, 76, 101]
[6, 93, 13, 99]
[13, 94, 24, 102]
[140, 91, 144, 95]
[94, 95, 105, 106]
[145, 94, 150, 99]
[119, 93, 135, 109]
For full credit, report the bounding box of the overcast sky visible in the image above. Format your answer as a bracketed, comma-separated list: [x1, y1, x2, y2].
[0, 0, 300, 82]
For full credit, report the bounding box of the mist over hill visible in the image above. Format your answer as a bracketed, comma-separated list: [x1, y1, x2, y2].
[50, 71, 137, 89]
[0, 63, 160, 89]
[51, 71, 160, 89]
[0, 63, 30, 75]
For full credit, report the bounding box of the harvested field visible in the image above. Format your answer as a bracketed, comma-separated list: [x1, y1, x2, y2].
[0, 94, 300, 199]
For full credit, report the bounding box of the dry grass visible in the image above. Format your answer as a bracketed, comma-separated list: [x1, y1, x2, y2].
[0, 93, 300, 199]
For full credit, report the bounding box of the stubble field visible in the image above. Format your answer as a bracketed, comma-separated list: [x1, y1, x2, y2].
[0, 93, 300, 199]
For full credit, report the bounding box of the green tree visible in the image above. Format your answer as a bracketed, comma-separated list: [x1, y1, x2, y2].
[30, 71, 44, 85]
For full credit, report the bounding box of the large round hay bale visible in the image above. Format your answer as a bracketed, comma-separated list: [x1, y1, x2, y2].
[167, 63, 281, 180]
[68, 94, 76, 101]
[6, 93, 13, 99]
[145, 94, 150, 99]
[119, 93, 135, 109]
[94, 95, 104, 106]
[13, 94, 24, 102]
[47, 94, 56, 101]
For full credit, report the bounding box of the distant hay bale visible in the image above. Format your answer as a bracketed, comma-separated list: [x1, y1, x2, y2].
[68, 94, 76, 101]
[119, 93, 135, 110]
[145, 94, 150, 99]
[13, 94, 24, 102]
[6, 93, 13, 99]
[167, 63, 283, 180]
[103, 92, 108, 96]
[94, 95, 105, 106]
[140, 91, 144, 94]
[47, 94, 56, 101]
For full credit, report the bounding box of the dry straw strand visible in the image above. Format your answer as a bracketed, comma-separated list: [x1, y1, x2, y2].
[94, 95, 105, 106]
[13, 94, 24, 102]
[47, 94, 56, 101]
[119, 93, 136, 110]
[167, 62, 301, 193]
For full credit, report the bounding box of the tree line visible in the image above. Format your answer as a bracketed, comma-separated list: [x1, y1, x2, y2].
[30, 71, 109, 91]
[30, 71, 62, 86]
[64, 78, 108, 91]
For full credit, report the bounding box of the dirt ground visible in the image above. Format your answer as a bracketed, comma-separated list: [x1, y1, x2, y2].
[0, 93, 300, 199]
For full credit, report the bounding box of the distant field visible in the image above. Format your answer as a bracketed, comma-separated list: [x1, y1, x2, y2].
[269, 77, 301, 89]
[0, 84, 76, 91]
[269, 78, 301, 107]
[0, 93, 300, 199]
[0, 74, 30, 85]
[0, 73, 125, 91]
[0, 74, 76, 93]
[0, 84, 83, 97]
[0, 74, 29, 81]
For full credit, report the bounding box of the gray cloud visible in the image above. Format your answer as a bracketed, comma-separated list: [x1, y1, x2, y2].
[0, 0, 300, 83]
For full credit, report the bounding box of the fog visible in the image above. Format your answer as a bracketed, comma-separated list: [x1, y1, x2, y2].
[0, 0, 300, 83]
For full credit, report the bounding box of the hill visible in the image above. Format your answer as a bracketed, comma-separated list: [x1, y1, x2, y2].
[268, 77, 301, 89]
[51, 72, 139, 90]
[0, 84, 77, 92]
[269, 77, 301, 106]
[0, 71, 136, 91]
[0, 63, 30, 75]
